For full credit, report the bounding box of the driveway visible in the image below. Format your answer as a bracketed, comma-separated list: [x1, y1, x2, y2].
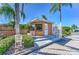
[29, 32, 79, 55]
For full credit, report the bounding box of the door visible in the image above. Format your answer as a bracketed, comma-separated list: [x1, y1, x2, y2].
[44, 24, 48, 36]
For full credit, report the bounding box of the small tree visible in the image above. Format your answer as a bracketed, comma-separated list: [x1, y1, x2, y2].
[71, 24, 78, 30]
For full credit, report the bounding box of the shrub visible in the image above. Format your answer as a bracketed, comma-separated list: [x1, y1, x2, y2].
[1, 35, 7, 39]
[0, 35, 34, 54]
[0, 37, 3, 41]
[20, 23, 32, 30]
[23, 35, 34, 48]
[62, 26, 72, 36]
[0, 36, 15, 54]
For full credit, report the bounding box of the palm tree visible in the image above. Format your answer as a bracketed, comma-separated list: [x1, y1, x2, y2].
[50, 3, 72, 38]
[0, 3, 25, 52]
[15, 3, 25, 52]
[15, 4, 21, 51]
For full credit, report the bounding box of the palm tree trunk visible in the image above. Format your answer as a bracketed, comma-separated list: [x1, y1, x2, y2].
[15, 3, 22, 53]
[15, 3, 20, 34]
[22, 3, 24, 12]
[59, 5, 62, 39]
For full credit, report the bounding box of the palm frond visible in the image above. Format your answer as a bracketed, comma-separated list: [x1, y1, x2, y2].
[50, 3, 72, 14]
[0, 3, 15, 20]
[20, 11, 25, 19]
[21, 3, 24, 13]
[21, 3, 26, 19]
[62, 3, 72, 8]
[42, 15, 47, 20]
[50, 3, 60, 14]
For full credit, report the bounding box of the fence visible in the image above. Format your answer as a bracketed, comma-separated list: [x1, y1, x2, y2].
[0, 25, 28, 36]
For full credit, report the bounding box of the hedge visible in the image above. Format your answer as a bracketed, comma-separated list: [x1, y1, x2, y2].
[0, 36, 7, 41]
[23, 35, 34, 48]
[0, 36, 15, 54]
[0, 35, 34, 54]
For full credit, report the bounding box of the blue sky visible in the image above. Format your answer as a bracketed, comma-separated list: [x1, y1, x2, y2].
[0, 3, 79, 26]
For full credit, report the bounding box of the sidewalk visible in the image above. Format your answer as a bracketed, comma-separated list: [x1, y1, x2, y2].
[29, 37, 79, 55]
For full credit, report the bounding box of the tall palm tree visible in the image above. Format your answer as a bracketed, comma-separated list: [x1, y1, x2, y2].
[50, 3, 72, 38]
[15, 3, 21, 51]
[0, 3, 25, 52]
[15, 3, 26, 52]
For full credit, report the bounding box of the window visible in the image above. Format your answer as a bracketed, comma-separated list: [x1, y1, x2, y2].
[35, 24, 42, 31]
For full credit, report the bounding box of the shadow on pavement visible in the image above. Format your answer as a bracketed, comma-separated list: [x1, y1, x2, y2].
[30, 37, 79, 55]
[65, 45, 79, 51]
[55, 37, 79, 52]
[55, 37, 72, 45]
[31, 51, 59, 55]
